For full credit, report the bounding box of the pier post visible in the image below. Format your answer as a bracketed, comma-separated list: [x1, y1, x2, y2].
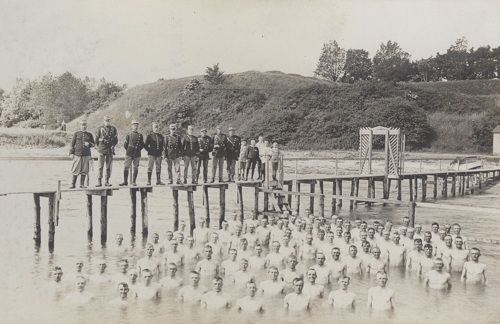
[370, 178, 375, 199]
[318, 181, 324, 217]
[187, 191, 195, 236]
[413, 176, 418, 201]
[100, 196, 108, 245]
[451, 175, 456, 197]
[86, 194, 93, 241]
[422, 175, 427, 200]
[130, 189, 137, 236]
[461, 175, 466, 195]
[263, 192, 269, 212]
[33, 194, 41, 247]
[478, 173, 482, 189]
[204, 186, 210, 228]
[309, 182, 315, 214]
[294, 181, 301, 213]
[408, 201, 416, 227]
[409, 178, 413, 202]
[397, 178, 402, 201]
[219, 187, 226, 229]
[332, 181, 337, 213]
[236, 185, 243, 224]
[287, 182, 293, 209]
[337, 180, 343, 208]
[254, 187, 259, 218]
[172, 189, 179, 231]
[140, 189, 148, 237]
[443, 176, 448, 197]
[355, 178, 360, 205]
[350, 179, 355, 210]
[433, 175, 438, 199]
[48, 193, 55, 251]
[382, 179, 387, 200]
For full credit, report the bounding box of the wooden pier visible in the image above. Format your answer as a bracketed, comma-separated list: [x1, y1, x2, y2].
[2, 167, 500, 251]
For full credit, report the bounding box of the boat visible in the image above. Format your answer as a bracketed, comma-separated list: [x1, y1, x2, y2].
[449, 156, 483, 171]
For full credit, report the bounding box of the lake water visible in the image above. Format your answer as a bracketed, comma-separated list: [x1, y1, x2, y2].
[0, 158, 499, 323]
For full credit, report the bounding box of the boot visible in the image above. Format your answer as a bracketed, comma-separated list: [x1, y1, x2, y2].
[105, 176, 112, 187]
[132, 169, 138, 186]
[119, 170, 129, 186]
[96, 178, 102, 187]
[69, 175, 77, 189]
[147, 172, 152, 186]
[80, 175, 87, 188]
[156, 172, 165, 185]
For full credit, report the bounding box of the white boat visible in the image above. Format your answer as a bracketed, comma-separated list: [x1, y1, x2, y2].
[449, 156, 483, 171]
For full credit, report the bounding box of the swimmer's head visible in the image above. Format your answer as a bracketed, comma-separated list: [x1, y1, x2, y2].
[212, 276, 223, 292]
[306, 268, 317, 283]
[189, 271, 200, 286]
[338, 276, 351, 289]
[118, 282, 129, 298]
[292, 278, 304, 294]
[315, 252, 326, 265]
[75, 276, 87, 291]
[470, 248, 481, 261]
[52, 266, 63, 282]
[331, 247, 341, 260]
[375, 271, 388, 287]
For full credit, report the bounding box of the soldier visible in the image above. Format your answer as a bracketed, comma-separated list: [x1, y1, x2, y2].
[119, 120, 144, 186]
[69, 120, 95, 189]
[197, 128, 213, 183]
[144, 122, 165, 185]
[181, 125, 200, 184]
[225, 127, 241, 182]
[211, 126, 227, 183]
[164, 124, 183, 185]
[255, 135, 265, 180]
[94, 116, 118, 187]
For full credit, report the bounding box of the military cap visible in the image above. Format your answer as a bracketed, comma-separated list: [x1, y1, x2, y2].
[103, 116, 111, 121]
[131, 120, 139, 125]
[201, 128, 207, 132]
[229, 127, 235, 131]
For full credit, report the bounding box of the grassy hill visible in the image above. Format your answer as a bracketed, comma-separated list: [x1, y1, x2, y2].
[71, 71, 500, 153]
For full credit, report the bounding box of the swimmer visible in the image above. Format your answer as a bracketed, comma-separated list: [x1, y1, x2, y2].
[227, 225, 244, 252]
[440, 235, 453, 272]
[112, 259, 129, 284]
[367, 272, 394, 311]
[461, 248, 487, 285]
[377, 230, 391, 261]
[280, 235, 296, 258]
[208, 232, 223, 260]
[135, 269, 161, 300]
[418, 244, 435, 276]
[151, 232, 164, 256]
[109, 282, 132, 306]
[227, 211, 240, 233]
[310, 252, 331, 285]
[338, 231, 353, 257]
[423, 259, 451, 290]
[450, 236, 469, 272]
[248, 244, 267, 270]
[137, 244, 162, 278]
[184, 236, 201, 264]
[403, 228, 416, 250]
[193, 217, 210, 248]
[343, 245, 363, 275]
[244, 223, 260, 249]
[256, 218, 271, 247]
[284, 278, 310, 311]
[351, 219, 362, 240]
[173, 220, 187, 240]
[163, 240, 184, 269]
[402, 216, 410, 228]
[195, 245, 219, 277]
[332, 226, 344, 247]
[90, 259, 112, 284]
[236, 238, 254, 261]
[302, 268, 324, 300]
[65, 276, 95, 306]
[365, 247, 387, 275]
[271, 220, 285, 243]
[66, 259, 88, 285]
[431, 222, 440, 238]
[422, 231, 435, 254]
[406, 239, 424, 272]
[451, 223, 468, 250]
[279, 256, 301, 287]
[162, 231, 175, 252]
[321, 232, 335, 259]
[221, 248, 240, 277]
[176, 232, 185, 249]
[367, 227, 378, 248]
[200, 276, 231, 310]
[328, 276, 356, 309]
[159, 263, 184, 291]
[127, 269, 139, 296]
[414, 224, 423, 240]
[178, 271, 208, 304]
[434, 229, 447, 256]
[231, 259, 255, 286]
[111, 233, 129, 256]
[217, 221, 231, 250]
[234, 280, 264, 312]
[299, 234, 318, 261]
[266, 241, 286, 269]
[42, 266, 66, 301]
[259, 266, 286, 297]
[359, 241, 372, 266]
[388, 232, 406, 267]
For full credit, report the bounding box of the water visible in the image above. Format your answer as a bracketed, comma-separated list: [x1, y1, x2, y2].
[0, 159, 499, 323]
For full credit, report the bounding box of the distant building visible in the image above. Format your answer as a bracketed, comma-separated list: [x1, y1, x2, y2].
[493, 126, 500, 155]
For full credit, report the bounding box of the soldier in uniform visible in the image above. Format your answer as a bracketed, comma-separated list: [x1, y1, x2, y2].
[211, 126, 227, 183]
[144, 122, 165, 185]
[94, 116, 118, 187]
[181, 125, 200, 184]
[119, 120, 144, 186]
[225, 127, 241, 182]
[69, 120, 95, 189]
[164, 124, 183, 185]
[197, 128, 213, 183]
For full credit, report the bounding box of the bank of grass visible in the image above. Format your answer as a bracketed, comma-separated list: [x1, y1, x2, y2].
[0, 127, 68, 148]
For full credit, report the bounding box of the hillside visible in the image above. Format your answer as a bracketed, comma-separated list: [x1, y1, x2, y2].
[72, 71, 500, 152]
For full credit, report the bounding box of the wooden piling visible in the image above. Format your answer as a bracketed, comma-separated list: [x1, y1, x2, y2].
[397, 178, 402, 201]
[350, 179, 355, 210]
[237, 185, 244, 224]
[295, 181, 301, 213]
[408, 201, 416, 227]
[413, 176, 418, 201]
[451, 175, 456, 197]
[100, 196, 108, 245]
[466, 174, 470, 189]
[478, 173, 482, 189]
[33, 194, 41, 246]
[422, 175, 427, 200]
[370, 178, 375, 198]
[409, 178, 413, 202]
[187, 191, 195, 235]
[461, 175, 466, 195]
[172, 189, 179, 231]
[263, 192, 269, 212]
[140, 189, 148, 236]
[219, 187, 226, 229]
[433, 175, 438, 199]
[337, 179, 343, 207]
[48, 193, 55, 251]
[354, 178, 360, 205]
[254, 187, 259, 217]
[382, 178, 387, 200]
[204, 186, 210, 228]
[318, 181, 324, 217]
[443, 176, 448, 197]
[130, 189, 137, 235]
[86, 194, 93, 241]
[287, 182, 293, 208]
[332, 181, 337, 213]
[309, 182, 315, 214]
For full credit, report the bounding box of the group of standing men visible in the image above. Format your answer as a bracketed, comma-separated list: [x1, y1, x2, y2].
[69, 116, 277, 189]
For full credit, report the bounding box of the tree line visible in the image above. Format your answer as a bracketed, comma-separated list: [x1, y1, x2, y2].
[0, 72, 126, 129]
[315, 37, 500, 83]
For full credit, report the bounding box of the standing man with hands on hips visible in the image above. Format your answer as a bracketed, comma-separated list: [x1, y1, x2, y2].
[69, 119, 95, 189]
[94, 116, 118, 187]
[119, 120, 144, 187]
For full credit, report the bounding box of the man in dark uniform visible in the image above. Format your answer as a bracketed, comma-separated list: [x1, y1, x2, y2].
[211, 126, 227, 183]
[69, 120, 95, 189]
[144, 122, 165, 185]
[94, 116, 118, 187]
[164, 123, 183, 185]
[225, 127, 241, 182]
[119, 120, 144, 186]
[181, 125, 200, 184]
[197, 128, 213, 183]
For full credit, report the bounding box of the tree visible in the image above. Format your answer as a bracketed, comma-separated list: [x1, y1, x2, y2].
[373, 41, 413, 82]
[442, 37, 470, 80]
[204, 63, 226, 85]
[342, 49, 373, 82]
[314, 40, 346, 82]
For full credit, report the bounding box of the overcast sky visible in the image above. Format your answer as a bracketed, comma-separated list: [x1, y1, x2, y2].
[1, 0, 499, 90]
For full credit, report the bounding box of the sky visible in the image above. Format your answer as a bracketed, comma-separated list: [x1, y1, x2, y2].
[1, 0, 500, 90]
